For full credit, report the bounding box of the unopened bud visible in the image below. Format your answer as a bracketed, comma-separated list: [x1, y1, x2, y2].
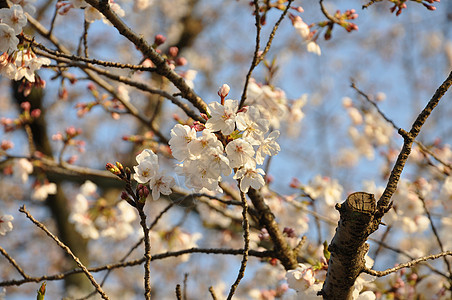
[116, 161, 124, 171]
[20, 102, 31, 111]
[121, 191, 129, 200]
[283, 227, 296, 238]
[169, 46, 179, 57]
[217, 84, 230, 98]
[31, 109, 41, 119]
[106, 163, 121, 175]
[154, 34, 166, 46]
[137, 184, 150, 201]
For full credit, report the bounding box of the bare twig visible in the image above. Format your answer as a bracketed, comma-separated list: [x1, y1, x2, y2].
[0, 246, 30, 279]
[0, 248, 275, 287]
[319, 0, 340, 23]
[362, 0, 383, 9]
[363, 251, 452, 277]
[175, 284, 182, 300]
[208, 286, 218, 300]
[83, 0, 208, 115]
[418, 193, 452, 274]
[239, 0, 294, 109]
[136, 205, 152, 300]
[226, 191, 250, 299]
[19, 206, 110, 300]
[378, 71, 452, 210]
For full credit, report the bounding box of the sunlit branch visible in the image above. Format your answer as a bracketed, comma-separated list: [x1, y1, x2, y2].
[363, 251, 452, 277]
[378, 71, 452, 210]
[0, 246, 30, 280]
[0, 248, 275, 287]
[83, 0, 208, 115]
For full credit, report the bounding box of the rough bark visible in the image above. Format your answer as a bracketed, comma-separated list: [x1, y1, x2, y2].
[247, 188, 298, 270]
[320, 192, 380, 299]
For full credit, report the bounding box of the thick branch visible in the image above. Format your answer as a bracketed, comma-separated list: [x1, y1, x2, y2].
[84, 0, 208, 115]
[247, 188, 298, 270]
[320, 192, 377, 299]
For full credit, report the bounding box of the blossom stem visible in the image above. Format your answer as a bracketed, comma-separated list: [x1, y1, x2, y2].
[226, 190, 250, 300]
[137, 205, 152, 300]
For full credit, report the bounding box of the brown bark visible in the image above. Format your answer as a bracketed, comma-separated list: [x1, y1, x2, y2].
[247, 188, 298, 270]
[320, 192, 379, 299]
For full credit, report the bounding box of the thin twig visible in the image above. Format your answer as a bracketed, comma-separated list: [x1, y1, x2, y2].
[0, 246, 30, 279]
[183, 273, 188, 300]
[175, 284, 182, 300]
[319, 0, 339, 23]
[0, 248, 275, 287]
[362, 0, 383, 9]
[83, 0, 208, 114]
[368, 237, 449, 279]
[137, 205, 152, 300]
[226, 190, 250, 300]
[352, 81, 452, 174]
[19, 206, 110, 300]
[363, 251, 452, 277]
[418, 193, 452, 274]
[378, 71, 452, 210]
[208, 286, 218, 300]
[239, 0, 294, 109]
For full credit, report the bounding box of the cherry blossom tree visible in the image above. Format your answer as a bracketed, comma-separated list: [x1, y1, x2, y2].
[0, 0, 451, 299]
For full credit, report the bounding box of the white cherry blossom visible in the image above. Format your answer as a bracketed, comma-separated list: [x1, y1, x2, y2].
[225, 138, 255, 168]
[169, 124, 197, 161]
[13, 158, 33, 183]
[32, 182, 57, 201]
[236, 106, 269, 145]
[148, 171, 175, 200]
[205, 99, 238, 135]
[233, 161, 265, 193]
[0, 5, 27, 34]
[133, 149, 159, 183]
[187, 129, 223, 157]
[0, 213, 13, 235]
[255, 130, 281, 164]
[0, 23, 19, 53]
[286, 263, 315, 292]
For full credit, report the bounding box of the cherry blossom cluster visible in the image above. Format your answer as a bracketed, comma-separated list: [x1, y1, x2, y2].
[0, 2, 50, 86]
[246, 79, 306, 132]
[69, 181, 137, 240]
[1, 101, 41, 132]
[169, 85, 281, 193]
[340, 96, 393, 163]
[52, 126, 86, 162]
[132, 149, 175, 200]
[290, 14, 321, 56]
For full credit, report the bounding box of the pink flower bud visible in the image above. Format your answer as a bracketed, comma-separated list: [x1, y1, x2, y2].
[66, 126, 77, 137]
[31, 109, 41, 119]
[169, 46, 179, 57]
[20, 102, 31, 111]
[217, 84, 230, 98]
[175, 57, 187, 66]
[154, 34, 166, 46]
[1, 140, 13, 151]
[52, 133, 63, 140]
[121, 191, 129, 200]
